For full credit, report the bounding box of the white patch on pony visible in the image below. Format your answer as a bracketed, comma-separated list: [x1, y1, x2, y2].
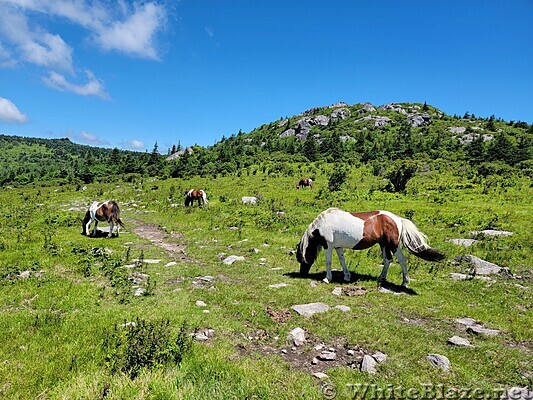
[302, 208, 365, 282]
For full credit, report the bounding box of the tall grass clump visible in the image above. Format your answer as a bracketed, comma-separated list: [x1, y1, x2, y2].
[101, 318, 192, 379]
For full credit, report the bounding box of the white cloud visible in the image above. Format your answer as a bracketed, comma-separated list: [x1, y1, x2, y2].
[22, 32, 74, 72]
[66, 129, 110, 146]
[0, 1, 168, 96]
[0, 96, 28, 123]
[0, 0, 167, 61]
[205, 26, 214, 38]
[42, 70, 109, 99]
[95, 2, 166, 60]
[121, 139, 145, 150]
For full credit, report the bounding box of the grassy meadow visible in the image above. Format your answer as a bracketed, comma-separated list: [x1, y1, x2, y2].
[0, 165, 531, 399]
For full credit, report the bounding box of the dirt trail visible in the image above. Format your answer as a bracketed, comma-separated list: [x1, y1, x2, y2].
[129, 218, 191, 260]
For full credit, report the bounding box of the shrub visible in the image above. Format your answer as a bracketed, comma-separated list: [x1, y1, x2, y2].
[101, 318, 192, 379]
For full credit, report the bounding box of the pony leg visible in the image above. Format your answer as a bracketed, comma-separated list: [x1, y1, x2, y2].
[85, 220, 92, 236]
[323, 247, 334, 283]
[108, 221, 114, 238]
[394, 248, 410, 287]
[378, 246, 393, 284]
[92, 220, 98, 237]
[335, 248, 351, 282]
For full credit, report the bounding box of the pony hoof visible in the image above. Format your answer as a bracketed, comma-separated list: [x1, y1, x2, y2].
[322, 278, 330, 284]
[343, 275, 351, 282]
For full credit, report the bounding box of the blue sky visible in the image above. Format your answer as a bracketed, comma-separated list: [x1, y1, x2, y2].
[0, 0, 532, 153]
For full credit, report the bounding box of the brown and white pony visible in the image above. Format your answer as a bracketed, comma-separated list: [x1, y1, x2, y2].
[82, 200, 125, 238]
[185, 189, 208, 206]
[296, 178, 313, 189]
[296, 208, 445, 286]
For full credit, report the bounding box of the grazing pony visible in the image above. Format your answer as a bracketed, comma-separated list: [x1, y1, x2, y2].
[296, 208, 445, 286]
[296, 178, 313, 189]
[185, 189, 208, 207]
[82, 200, 124, 238]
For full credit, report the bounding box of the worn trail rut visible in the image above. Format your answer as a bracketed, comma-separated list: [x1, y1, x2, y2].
[129, 218, 191, 260]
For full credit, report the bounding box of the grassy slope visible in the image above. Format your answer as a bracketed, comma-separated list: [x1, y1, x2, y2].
[0, 169, 531, 399]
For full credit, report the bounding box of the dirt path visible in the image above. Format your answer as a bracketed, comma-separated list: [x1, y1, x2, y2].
[129, 218, 191, 260]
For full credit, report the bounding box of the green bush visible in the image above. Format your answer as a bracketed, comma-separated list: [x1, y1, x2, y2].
[101, 318, 192, 379]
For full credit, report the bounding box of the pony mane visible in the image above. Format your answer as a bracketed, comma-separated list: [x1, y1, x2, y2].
[299, 208, 340, 264]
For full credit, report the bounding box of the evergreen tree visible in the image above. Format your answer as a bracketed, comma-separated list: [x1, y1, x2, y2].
[303, 135, 318, 161]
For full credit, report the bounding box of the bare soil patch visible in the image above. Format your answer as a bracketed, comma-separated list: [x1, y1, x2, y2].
[129, 218, 192, 261]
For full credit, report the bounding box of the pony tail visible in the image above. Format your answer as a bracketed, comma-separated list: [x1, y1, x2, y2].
[202, 191, 208, 204]
[111, 202, 125, 228]
[400, 218, 445, 261]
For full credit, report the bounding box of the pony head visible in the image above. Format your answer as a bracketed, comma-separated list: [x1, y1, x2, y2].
[81, 210, 91, 235]
[296, 228, 324, 276]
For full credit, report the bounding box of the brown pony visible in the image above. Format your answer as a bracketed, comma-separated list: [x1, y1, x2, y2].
[185, 189, 208, 206]
[296, 208, 445, 285]
[296, 178, 313, 189]
[82, 200, 125, 238]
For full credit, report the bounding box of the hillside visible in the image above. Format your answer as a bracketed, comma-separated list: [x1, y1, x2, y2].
[1, 101, 532, 188]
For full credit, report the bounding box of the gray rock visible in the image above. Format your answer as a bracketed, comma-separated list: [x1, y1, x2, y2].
[359, 102, 376, 113]
[269, 283, 288, 289]
[133, 287, 145, 296]
[18, 270, 31, 279]
[372, 351, 388, 363]
[288, 327, 306, 347]
[318, 351, 336, 361]
[291, 302, 330, 318]
[374, 116, 392, 127]
[378, 103, 407, 114]
[470, 229, 513, 238]
[193, 329, 215, 341]
[312, 372, 329, 380]
[279, 128, 295, 138]
[195, 300, 207, 307]
[455, 317, 501, 337]
[330, 107, 351, 120]
[455, 317, 478, 327]
[335, 305, 351, 313]
[408, 113, 432, 127]
[427, 354, 451, 372]
[331, 287, 342, 296]
[241, 196, 258, 205]
[454, 255, 503, 275]
[447, 238, 480, 247]
[448, 126, 466, 134]
[447, 336, 474, 347]
[361, 355, 378, 374]
[466, 325, 501, 337]
[223, 255, 245, 265]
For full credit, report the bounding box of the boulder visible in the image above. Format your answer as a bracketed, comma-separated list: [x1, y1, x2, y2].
[454, 255, 503, 275]
[447, 238, 480, 247]
[241, 196, 258, 205]
[360, 355, 378, 374]
[470, 229, 513, 238]
[408, 113, 432, 127]
[427, 353, 451, 372]
[447, 336, 474, 347]
[223, 255, 245, 265]
[279, 128, 295, 138]
[291, 302, 330, 318]
[288, 327, 306, 346]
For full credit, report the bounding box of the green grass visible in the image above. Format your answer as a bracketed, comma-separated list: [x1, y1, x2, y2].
[0, 170, 531, 399]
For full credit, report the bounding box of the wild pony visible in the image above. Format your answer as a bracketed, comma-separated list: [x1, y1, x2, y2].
[82, 200, 125, 238]
[296, 178, 313, 189]
[296, 207, 445, 286]
[185, 189, 208, 207]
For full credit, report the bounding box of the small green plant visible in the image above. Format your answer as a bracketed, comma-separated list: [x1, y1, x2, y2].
[101, 318, 192, 379]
